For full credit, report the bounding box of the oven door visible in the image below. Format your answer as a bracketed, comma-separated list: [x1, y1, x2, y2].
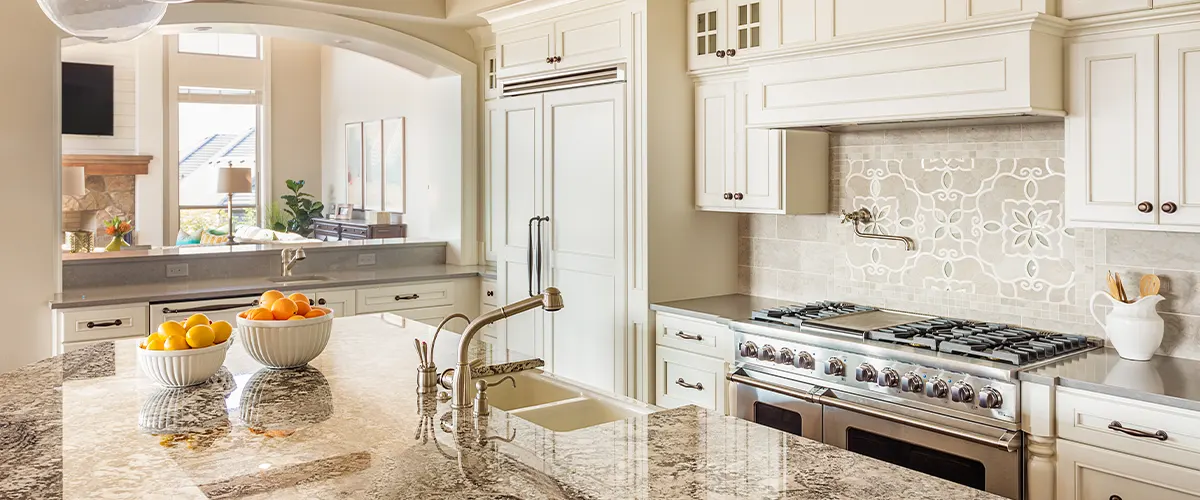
[730, 367, 822, 442]
[824, 405, 1023, 499]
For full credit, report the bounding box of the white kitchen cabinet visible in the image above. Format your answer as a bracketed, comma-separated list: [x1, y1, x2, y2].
[696, 79, 828, 214]
[54, 303, 150, 354]
[655, 345, 728, 412]
[495, 6, 628, 80]
[1159, 29, 1200, 225]
[489, 83, 628, 394]
[689, 0, 777, 72]
[1056, 387, 1200, 471]
[355, 281, 456, 314]
[1066, 35, 1158, 226]
[482, 46, 500, 101]
[1062, 0, 1153, 19]
[313, 289, 356, 317]
[1057, 439, 1200, 500]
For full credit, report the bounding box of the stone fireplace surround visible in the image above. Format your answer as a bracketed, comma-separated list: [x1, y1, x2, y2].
[61, 154, 151, 247]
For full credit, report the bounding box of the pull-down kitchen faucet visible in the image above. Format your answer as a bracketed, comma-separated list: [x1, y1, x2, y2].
[449, 288, 564, 409]
[281, 248, 307, 276]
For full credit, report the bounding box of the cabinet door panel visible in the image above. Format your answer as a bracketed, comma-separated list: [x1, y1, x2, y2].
[314, 290, 355, 317]
[1062, 0, 1152, 19]
[696, 82, 736, 209]
[689, 0, 728, 71]
[1066, 36, 1158, 225]
[1057, 440, 1200, 500]
[729, 0, 778, 58]
[554, 8, 627, 70]
[778, 0, 818, 48]
[497, 23, 555, 78]
[1160, 30, 1200, 226]
[735, 81, 781, 211]
[542, 84, 627, 394]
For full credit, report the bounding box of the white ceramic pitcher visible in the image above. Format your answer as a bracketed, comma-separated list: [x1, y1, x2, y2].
[1090, 292, 1165, 361]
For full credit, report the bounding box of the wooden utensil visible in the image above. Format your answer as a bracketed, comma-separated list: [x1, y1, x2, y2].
[1140, 274, 1162, 297]
[1107, 272, 1124, 303]
[1115, 272, 1130, 303]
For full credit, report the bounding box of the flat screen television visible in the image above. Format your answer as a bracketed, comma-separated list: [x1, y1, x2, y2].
[62, 62, 114, 136]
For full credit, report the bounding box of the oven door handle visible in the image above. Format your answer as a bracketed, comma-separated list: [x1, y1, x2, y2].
[728, 372, 1020, 452]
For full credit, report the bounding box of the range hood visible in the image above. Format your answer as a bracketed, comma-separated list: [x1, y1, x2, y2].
[745, 12, 1069, 129]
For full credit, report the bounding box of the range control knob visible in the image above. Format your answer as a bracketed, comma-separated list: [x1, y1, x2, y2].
[777, 348, 795, 366]
[950, 381, 975, 404]
[877, 368, 900, 388]
[794, 351, 815, 370]
[900, 372, 925, 393]
[925, 378, 949, 399]
[740, 341, 758, 359]
[977, 387, 1003, 409]
[824, 357, 846, 376]
[854, 363, 877, 383]
[759, 345, 777, 363]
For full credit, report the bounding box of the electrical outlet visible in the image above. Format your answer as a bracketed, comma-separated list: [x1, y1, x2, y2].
[166, 263, 189, 278]
[358, 253, 376, 266]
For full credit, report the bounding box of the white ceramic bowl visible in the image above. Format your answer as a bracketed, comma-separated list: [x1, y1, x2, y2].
[237, 310, 333, 369]
[137, 338, 233, 388]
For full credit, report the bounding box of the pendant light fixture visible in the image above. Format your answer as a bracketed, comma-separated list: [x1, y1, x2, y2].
[37, 0, 168, 44]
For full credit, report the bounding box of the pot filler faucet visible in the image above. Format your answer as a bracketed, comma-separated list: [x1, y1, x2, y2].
[450, 288, 564, 409]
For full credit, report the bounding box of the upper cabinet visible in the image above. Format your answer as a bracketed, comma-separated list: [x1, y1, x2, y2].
[695, 80, 828, 214]
[689, 0, 779, 71]
[482, 47, 500, 101]
[1066, 26, 1200, 231]
[495, 6, 629, 80]
[1062, 0, 1200, 19]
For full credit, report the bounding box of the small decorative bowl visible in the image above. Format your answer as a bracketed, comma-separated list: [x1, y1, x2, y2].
[237, 310, 333, 369]
[137, 338, 234, 388]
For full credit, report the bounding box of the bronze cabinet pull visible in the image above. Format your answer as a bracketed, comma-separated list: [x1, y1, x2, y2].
[1107, 421, 1168, 441]
[733, 193, 744, 201]
[674, 332, 703, 341]
[1163, 202, 1179, 214]
[675, 378, 704, 391]
[395, 294, 420, 301]
[1138, 201, 1153, 213]
[86, 320, 122, 329]
[715, 49, 726, 58]
[318, 298, 327, 306]
[723, 193, 733, 200]
[727, 48, 737, 57]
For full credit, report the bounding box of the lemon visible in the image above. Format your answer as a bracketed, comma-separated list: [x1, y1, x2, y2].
[164, 335, 190, 351]
[159, 322, 186, 338]
[211, 321, 233, 344]
[183, 314, 211, 330]
[144, 335, 166, 351]
[186, 325, 216, 349]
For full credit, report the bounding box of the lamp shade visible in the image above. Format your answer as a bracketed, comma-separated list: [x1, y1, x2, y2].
[63, 167, 87, 196]
[216, 168, 253, 194]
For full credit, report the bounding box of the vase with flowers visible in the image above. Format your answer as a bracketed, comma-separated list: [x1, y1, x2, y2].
[103, 216, 133, 252]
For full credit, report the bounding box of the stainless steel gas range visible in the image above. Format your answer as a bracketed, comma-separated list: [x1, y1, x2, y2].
[728, 302, 1100, 500]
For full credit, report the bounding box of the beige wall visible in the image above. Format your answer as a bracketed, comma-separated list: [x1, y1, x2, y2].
[320, 46, 463, 244]
[0, 1, 62, 373]
[270, 38, 324, 206]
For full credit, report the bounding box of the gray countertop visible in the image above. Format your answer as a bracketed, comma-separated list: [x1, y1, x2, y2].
[0, 314, 998, 499]
[52, 264, 488, 309]
[650, 293, 792, 324]
[1021, 347, 1200, 412]
[62, 238, 446, 265]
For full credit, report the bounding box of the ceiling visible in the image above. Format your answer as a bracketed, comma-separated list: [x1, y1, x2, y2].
[229, 0, 525, 26]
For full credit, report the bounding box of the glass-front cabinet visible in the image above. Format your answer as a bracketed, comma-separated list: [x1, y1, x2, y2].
[688, 0, 778, 71]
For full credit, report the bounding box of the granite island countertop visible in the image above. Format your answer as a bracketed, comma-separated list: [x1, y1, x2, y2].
[1, 314, 1000, 499]
[1020, 347, 1200, 412]
[52, 264, 491, 309]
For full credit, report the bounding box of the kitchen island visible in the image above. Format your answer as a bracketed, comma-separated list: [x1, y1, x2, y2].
[0, 314, 999, 499]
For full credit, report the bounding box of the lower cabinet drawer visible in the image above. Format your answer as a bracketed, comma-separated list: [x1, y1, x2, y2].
[656, 313, 729, 359]
[1057, 439, 1200, 500]
[57, 304, 150, 346]
[655, 345, 727, 412]
[1057, 387, 1200, 470]
[356, 281, 455, 314]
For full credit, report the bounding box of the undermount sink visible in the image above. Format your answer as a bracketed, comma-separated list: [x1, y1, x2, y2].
[266, 275, 332, 285]
[480, 371, 657, 432]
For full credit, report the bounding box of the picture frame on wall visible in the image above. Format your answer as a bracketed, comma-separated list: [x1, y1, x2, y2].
[383, 117, 406, 213]
[345, 122, 364, 207]
[363, 120, 384, 211]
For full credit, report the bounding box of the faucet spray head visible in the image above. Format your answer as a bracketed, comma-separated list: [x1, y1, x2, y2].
[542, 287, 564, 312]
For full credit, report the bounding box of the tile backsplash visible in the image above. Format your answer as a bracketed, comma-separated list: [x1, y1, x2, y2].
[739, 122, 1200, 360]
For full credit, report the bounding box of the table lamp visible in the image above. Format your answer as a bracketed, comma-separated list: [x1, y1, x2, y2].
[216, 164, 252, 246]
[63, 167, 92, 253]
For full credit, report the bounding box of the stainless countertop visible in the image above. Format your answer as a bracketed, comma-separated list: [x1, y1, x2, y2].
[650, 294, 793, 324]
[1020, 347, 1200, 412]
[52, 264, 488, 309]
[0, 314, 999, 499]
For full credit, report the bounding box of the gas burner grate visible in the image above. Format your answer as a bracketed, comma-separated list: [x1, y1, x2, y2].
[938, 329, 1091, 365]
[866, 318, 1007, 350]
[751, 301, 876, 327]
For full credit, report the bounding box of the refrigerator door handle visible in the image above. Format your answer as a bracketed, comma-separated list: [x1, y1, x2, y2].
[527, 216, 539, 297]
[535, 217, 550, 293]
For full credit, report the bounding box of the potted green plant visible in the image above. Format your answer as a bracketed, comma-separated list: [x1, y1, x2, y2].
[274, 180, 324, 237]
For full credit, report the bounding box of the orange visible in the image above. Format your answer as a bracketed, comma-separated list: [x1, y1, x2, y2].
[247, 307, 274, 321]
[238, 311, 248, 319]
[260, 290, 285, 308]
[287, 292, 309, 305]
[270, 299, 298, 320]
[304, 309, 326, 319]
[287, 315, 306, 321]
[294, 299, 311, 316]
[164, 335, 190, 351]
[211, 321, 233, 344]
[186, 325, 216, 349]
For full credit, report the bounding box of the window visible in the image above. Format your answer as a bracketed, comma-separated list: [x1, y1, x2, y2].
[177, 100, 260, 234]
[178, 33, 260, 59]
